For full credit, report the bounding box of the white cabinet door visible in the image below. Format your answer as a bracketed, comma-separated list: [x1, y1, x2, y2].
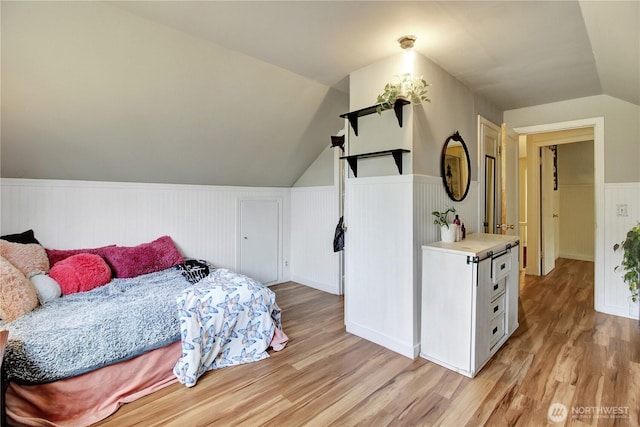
[421, 249, 475, 373]
[473, 258, 492, 372]
[239, 199, 279, 285]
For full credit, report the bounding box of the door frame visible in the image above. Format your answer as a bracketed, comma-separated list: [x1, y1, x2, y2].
[514, 117, 604, 312]
[477, 116, 501, 234]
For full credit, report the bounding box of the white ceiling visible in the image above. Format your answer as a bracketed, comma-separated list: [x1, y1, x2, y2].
[112, 0, 640, 110]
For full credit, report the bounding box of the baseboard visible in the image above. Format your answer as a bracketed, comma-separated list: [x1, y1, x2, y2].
[557, 253, 595, 262]
[290, 275, 339, 295]
[345, 321, 417, 359]
[596, 303, 639, 320]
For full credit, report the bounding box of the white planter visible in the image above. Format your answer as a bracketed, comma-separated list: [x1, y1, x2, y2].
[440, 224, 457, 243]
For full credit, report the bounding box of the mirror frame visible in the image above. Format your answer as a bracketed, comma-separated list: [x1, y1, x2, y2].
[441, 131, 471, 202]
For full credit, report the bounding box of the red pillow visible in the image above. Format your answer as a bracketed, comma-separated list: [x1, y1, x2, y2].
[101, 236, 184, 278]
[46, 245, 116, 267]
[49, 253, 112, 295]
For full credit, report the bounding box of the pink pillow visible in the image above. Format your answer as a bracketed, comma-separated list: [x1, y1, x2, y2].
[46, 245, 116, 267]
[101, 236, 184, 278]
[49, 253, 112, 295]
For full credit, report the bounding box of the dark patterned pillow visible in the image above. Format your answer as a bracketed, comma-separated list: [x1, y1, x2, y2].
[176, 259, 211, 284]
[1, 229, 40, 245]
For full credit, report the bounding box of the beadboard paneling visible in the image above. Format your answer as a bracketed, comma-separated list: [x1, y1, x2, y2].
[290, 186, 340, 294]
[558, 184, 595, 261]
[0, 179, 291, 283]
[603, 183, 640, 319]
[413, 175, 479, 246]
[344, 175, 416, 357]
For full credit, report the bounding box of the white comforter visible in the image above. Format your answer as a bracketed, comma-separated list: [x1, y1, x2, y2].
[173, 268, 287, 387]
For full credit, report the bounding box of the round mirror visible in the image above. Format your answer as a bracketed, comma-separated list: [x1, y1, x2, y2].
[441, 131, 471, 201]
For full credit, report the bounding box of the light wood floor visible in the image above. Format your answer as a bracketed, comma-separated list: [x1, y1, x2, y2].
[97, 258, 639, 426]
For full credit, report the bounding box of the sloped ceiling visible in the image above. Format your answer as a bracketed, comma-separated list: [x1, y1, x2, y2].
[1, 1, 347, 187]
[2, 1, 638, 187]
[112, 0, 640, 109]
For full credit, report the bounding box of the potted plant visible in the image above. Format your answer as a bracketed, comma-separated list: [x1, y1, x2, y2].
[376, 73, 431, 114]
[613, 222, 640, 318]
[432, 207, 457, 243]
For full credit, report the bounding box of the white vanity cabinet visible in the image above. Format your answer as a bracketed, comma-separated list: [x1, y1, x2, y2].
[420, 233, 519, 378]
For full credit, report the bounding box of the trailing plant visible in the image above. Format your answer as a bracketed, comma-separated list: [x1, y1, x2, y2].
[613, 221, 640, 303]
[376, 73, 431, 114]
[432, 207, 456, 229]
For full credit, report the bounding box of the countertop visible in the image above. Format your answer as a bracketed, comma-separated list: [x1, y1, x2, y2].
[423, 233, 519, 258]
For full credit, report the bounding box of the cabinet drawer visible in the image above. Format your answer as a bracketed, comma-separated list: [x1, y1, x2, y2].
[489, 315, 505, 348]
[492, 252, 512, 284]
[489, 293, 506, 319]
[489, 277, 506, 300]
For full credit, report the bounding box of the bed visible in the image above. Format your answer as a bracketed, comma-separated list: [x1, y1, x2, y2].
[0, 231, 288, 426]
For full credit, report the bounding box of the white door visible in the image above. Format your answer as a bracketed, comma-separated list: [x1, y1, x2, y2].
[500, 124, 519, 237]
[540, 147, 556, 275]
[239, 199, 279, 285]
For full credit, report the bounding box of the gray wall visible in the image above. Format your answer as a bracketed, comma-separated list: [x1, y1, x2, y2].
[294, 50, 502, 186]
[504, 95, 640, 183]
[558, 141, 594, 185]
[293, 145, 335, 187]
[1, 1, 347, 187]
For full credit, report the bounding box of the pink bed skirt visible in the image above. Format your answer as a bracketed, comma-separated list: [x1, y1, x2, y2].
[6, 341, 182, 427]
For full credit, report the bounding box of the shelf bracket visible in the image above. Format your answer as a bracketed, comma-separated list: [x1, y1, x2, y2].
[393, 99, 405, 128]
[391, 150, 404, 175]
[345, 156, 358, 177]
[346, 114, 359, 136]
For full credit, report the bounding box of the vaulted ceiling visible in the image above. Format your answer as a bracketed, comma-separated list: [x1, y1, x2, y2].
[2, 1, 638, 187]
[113, 1, 639, 109]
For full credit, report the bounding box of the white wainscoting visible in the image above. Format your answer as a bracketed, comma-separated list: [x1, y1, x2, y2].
[344, 174, 479, 358]
[602, 182, 640, 319]
[0, 179, 291, 284]
[558, 184, 595, 261]
[345, 175, 416, 358]
[290, 186, 341, 294]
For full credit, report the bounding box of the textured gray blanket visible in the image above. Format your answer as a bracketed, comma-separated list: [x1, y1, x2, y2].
[1, 267, 191, 385]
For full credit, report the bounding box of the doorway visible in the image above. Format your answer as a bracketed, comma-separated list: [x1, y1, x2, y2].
[514, 117, 604, 312]
[520, 128, 596, 276]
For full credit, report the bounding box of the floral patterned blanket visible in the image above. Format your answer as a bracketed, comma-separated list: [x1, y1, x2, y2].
[173, 268, 288, 387]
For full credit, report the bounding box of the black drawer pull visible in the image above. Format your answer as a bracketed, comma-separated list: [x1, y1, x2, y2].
[500, 263, 506, 270]
[493, 305, 499, 313]
[493, 326, 498, 334]
[493, 284, 499, 291]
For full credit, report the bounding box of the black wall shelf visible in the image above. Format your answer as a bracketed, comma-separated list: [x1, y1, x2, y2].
[340, 149, 410, 177]
[340, 99, 410, 136]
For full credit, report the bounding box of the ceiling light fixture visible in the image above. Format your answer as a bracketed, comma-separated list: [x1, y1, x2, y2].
[398, 35, 416, 75]
[398, 35, 416, 50]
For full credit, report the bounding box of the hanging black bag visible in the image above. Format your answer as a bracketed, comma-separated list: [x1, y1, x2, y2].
[333, 216, 345, 252]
